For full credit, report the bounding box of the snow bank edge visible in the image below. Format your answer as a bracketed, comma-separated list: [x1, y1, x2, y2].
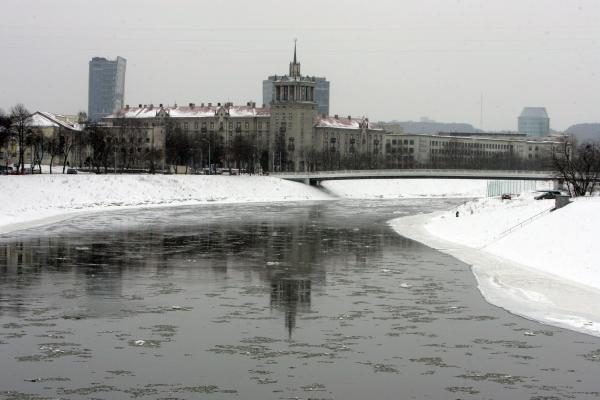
[389, 213, 600, 338]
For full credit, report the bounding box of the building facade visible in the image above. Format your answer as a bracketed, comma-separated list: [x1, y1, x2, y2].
[518, 107, 550, 137]
[105, 102, 270, 172]
[89, 56, 127, 122]
[383, 132, 566, 169]
[102, 51, 566, 173]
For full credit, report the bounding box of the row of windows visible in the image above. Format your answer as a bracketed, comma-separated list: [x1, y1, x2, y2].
[108, 137, 151, 144]
[430, 140, 514, 150]
[389, 148, 414, 154]
[128, 120, 271, 130]
[274, 113, 294, 120]
[430, 149, 512, 156]
[387, 139, 414, 146]
[176, 121, 266, 130]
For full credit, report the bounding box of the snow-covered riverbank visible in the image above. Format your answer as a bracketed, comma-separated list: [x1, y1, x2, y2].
[321, 178, 487, 198]
[0, 175, 333, 234]
[0, 175, 492, 234]
[391, 195, 600, 337]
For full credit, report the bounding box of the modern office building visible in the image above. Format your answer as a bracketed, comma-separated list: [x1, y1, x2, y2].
[88, 56, 126, 122]
[263, 45, 330, 116]
[518, 107, 550, 137]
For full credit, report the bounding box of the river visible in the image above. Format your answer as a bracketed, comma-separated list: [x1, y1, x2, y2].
[0, 199, 599, 399]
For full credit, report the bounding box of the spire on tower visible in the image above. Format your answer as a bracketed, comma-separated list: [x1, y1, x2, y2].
[293, 38, 297, 64]
[289, 39, 301, 78]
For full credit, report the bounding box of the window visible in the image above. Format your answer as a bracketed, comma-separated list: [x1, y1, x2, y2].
[194, 122, 198, 129]
[210, 122, 214, 130]
[245, 122, 249, 129]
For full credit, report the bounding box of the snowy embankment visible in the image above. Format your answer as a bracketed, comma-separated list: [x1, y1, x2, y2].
[321, 179, 487, 198]
[391, 195, 600, 337]
[0, 175, 332, 234]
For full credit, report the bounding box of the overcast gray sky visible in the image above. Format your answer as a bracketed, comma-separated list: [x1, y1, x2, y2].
[1, 0, 598, 131]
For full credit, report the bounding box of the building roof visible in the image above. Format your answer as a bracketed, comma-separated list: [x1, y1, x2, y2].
[28, 111, 83, 131]
[106, 103, 270, 119]
[519, 107, 549, 119]
[315, 116, 383, 131]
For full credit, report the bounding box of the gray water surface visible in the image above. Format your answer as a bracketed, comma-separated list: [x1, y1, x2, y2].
[1, 199, 599, 400]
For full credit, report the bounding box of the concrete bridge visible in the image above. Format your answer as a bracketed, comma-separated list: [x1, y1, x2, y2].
[271, 169, 558, 186]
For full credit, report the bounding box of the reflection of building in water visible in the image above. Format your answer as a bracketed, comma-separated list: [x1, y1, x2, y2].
[270, 278, 311, 338]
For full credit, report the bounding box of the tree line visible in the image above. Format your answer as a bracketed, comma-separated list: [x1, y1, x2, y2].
[0, 104, 84, 174]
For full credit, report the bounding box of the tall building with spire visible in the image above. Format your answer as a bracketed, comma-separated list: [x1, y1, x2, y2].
[269, 44, 319, 171]
[263, 43, 330, 116]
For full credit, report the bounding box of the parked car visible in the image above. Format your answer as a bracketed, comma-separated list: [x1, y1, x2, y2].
[535, 190, 561, 200]
[501, 193, 512, 200]
[66, 168, 78, 175]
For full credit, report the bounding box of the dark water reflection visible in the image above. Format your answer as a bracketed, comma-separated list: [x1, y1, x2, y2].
[0, 200, 599, 400]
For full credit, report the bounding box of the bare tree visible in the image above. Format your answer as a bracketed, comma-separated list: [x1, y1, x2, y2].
[86, 124, 111, 173]
[553, 140, 600, 196]
[61, 131, 75, 173]
[10, 104, 30, 174]
[46, 135, 62, 174]
[26, 128, 45, 173]
[0, 109, 10, 145]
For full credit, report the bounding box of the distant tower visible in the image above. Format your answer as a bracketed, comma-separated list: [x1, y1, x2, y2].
[88, 56, 126, 122]
[263, 42, 330, 116]
[270, 44, 318, 172]
[289, 39, 301, 78]
[518, 107, 550, 136]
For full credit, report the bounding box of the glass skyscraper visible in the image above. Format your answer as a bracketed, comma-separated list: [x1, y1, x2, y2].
[518, 107, 550, 137]
[88, 56, 126, 122]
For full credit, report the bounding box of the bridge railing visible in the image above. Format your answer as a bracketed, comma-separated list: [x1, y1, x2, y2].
[271, 169, 557, 178]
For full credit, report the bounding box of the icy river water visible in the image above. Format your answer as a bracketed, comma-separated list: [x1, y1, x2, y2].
[1, 199, 600, 400]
